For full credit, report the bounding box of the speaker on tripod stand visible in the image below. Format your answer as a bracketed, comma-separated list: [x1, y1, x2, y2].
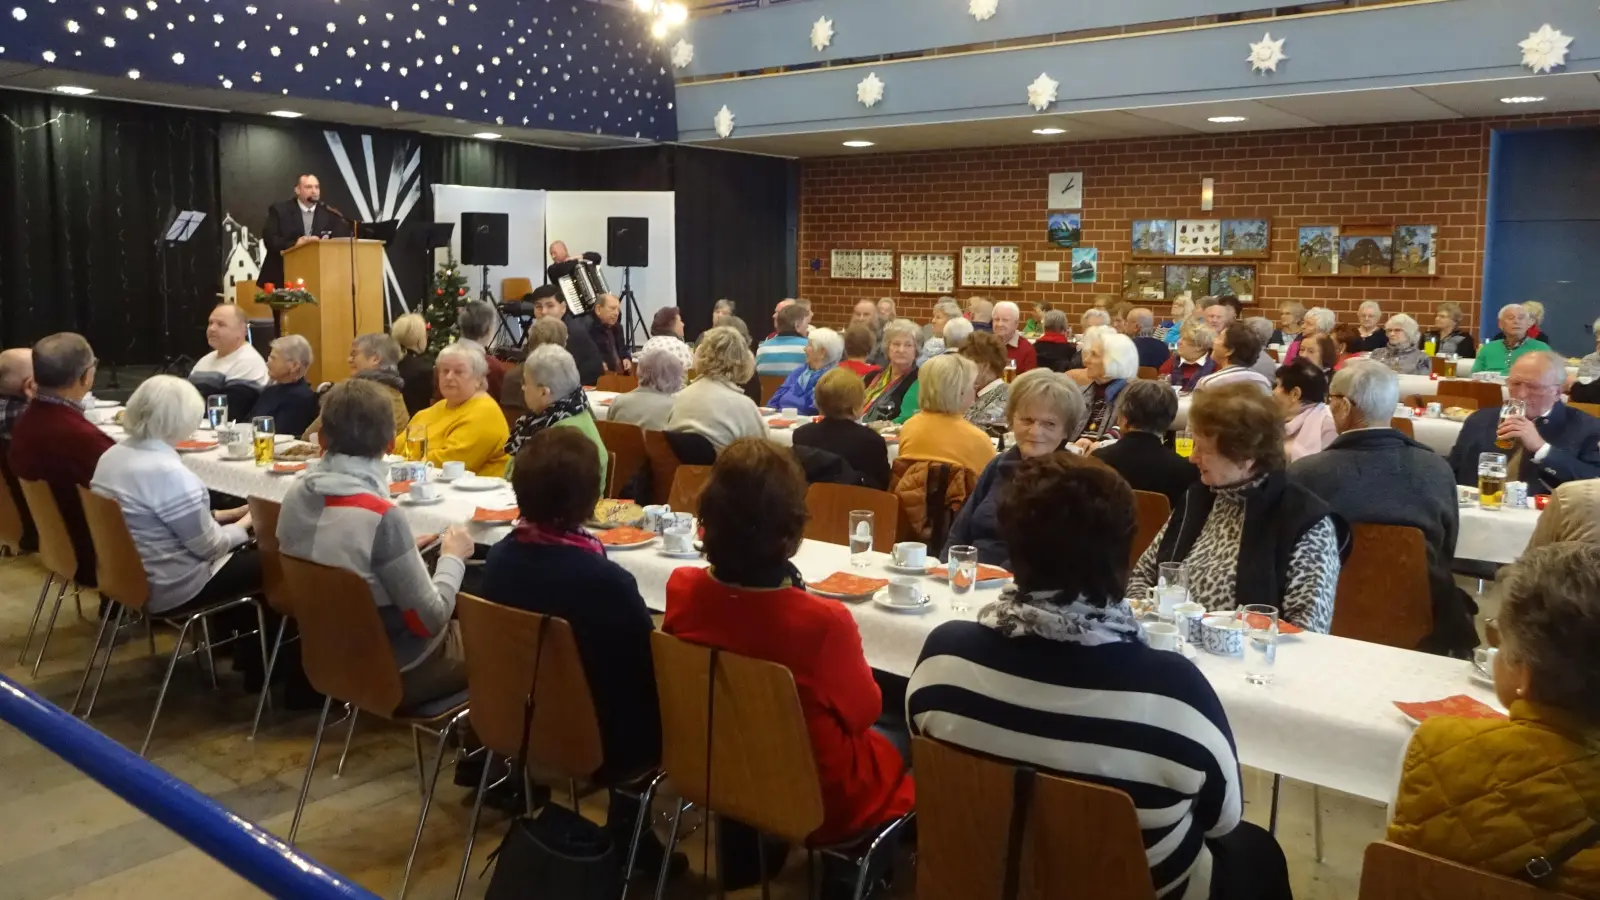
[606, 216, 650, 349]
[461, 212, 513, 346]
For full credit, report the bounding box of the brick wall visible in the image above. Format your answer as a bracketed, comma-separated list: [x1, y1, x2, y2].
[797, 112, 1600, 331]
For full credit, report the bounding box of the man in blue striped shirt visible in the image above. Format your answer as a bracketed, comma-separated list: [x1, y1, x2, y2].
[756, 302, 812, 377]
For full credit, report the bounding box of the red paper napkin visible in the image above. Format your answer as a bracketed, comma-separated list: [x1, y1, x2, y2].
[271, 462, 307, 473]
[389, 481, 412, 495]
[929, 564, 1012, 585]
[176, 439, 218, 450]
[472, 507, 518, 524]
[1394, 695, 1506, 724]
[810, 572, 889, 597]
[767, 418, 796, 428]
[1243, 612, 1304, 635]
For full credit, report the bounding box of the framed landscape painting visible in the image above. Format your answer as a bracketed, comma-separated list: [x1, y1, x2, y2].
[1297, 226, 1338, 275]
[1048, 213, 1082, 248]
[1130, 220, 1174, 256]
[1221, 218, 1270, 256]
[1392, 225, 1436, 275]
[1339, 234, 1393, 275]
[1164, 265, 1211, 301]
[1210, 265, 1256, 304]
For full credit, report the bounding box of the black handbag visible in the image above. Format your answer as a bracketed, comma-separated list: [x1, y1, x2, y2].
[483, 623, 625, 900]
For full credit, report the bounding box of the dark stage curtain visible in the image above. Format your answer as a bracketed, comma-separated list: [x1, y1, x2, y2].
[428, 136, 579, 190]
[0, 91, 221, 366]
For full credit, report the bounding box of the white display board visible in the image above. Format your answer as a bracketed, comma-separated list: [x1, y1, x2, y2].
[545, 190, 677, 343]
[430, 185, 548, 303]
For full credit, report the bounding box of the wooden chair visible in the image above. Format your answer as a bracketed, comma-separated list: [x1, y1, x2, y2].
[650, 632, 912, 899]
[1569, 401, 1600, 419]
[804, 483, 900, 553]
[1136, 366, 1160, 381]
[278, 554, 468, 898]
[1437, 379, 1505, 409]
[642, 429, 682, 506]
[1130, 491, 1171, 568]
[245, 496, 294, 740]
[759, 374, 786, 406]
[0, 449, 26, 557]
[597, 373, 639, 394]
[1332, 524, 1433, 651]
[1358, 841, 1575, 900]
[1391, 417, 1415, 438]
[15, 478, 80, 676]
[454, 594, 663, 900]
[913, 736, 1154, 900]
[500, 276, 534, 304]
[75, 487, 268, 756]
[595, 419, 648, 500]
[667, 465, 713, 516]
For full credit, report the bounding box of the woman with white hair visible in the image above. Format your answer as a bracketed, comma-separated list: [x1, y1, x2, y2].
[897, 353, 997, 475]
[250, 334, 318, 438]
[919, 299, 965, 361]
[1159, 297, 1195, 348]
[608, 345, 685, 432]
[1072, 331, 1140, 446]
[1275, 302, 1307, 347]
[667, 326, 768, 451]
[862, 318, 923, 425]
[507, 344, 607, 491]
[1081, 308, 1112, 333]
[401, 341, 510, 476]
[1286, 306, 1336, 364]
[767, 326, 843, 416]
[1371, 313, 1431, 375]
[1351, 300, 1387, 352]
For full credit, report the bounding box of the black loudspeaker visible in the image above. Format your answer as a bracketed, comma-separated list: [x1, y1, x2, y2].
[606, 216, 649, 268]
[461, 212, 509, 267]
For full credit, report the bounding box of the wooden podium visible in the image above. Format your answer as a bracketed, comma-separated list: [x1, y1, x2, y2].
[281, 238, 387, 385]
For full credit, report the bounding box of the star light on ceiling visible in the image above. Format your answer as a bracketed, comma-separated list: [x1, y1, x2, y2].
[1519, 24, 1572, 74]
[670, 37, 693, 68]
[713, 104, 735, 138]
[857, 71, 884, 107]
[810, 16, 833, 52]
[1247, 32, 1287, 73]
[1026, 72, 1058, 111]
[968, 0, 997, 21]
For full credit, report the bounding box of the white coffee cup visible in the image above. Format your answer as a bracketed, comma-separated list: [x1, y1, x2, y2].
[642, 504, 670, 533]
[1173, 602, 1207, 641]
[886, 576, 926, 606]
[891, 542, 927, 569]
[225, 440, 254, 460]
[440, 460, 467, 480]
[409, 481, 440, 502]
[782, 407, 800, 419]
[663, 513, 696, 553]
[1145, 622, 1183, 652]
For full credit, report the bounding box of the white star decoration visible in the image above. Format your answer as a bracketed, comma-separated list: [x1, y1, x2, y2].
[1026, 72, 1058, 112]
[811, 16, 833, 52]
[670, 38, 693, 68]
[713, 104, 735, 138]
[968, 0, 998, 22]
[857, 71, 884, 108]
[1519, 24, 1572, 74]
[1248, 32, 1288, 73]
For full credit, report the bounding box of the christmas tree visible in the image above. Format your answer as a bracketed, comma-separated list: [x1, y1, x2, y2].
[423, 253, 471, 354]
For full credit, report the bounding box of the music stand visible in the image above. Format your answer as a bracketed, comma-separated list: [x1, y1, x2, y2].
[153, 208, 208, 377]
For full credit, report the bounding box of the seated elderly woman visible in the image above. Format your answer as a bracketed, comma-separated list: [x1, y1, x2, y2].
[1158, 320, 1218, 392]
[667, 325, 768, 452]
[1285, 306, 1336, 365]
[792, 368, 891, 490]
[917, 299, 964, 363]
[664, 438, 915, 848]
[1195, 321, 1273, 393]
[391, 313, 436, 416]
[769, 327, 843, 415]
[607, 345, 685, 432]
[1389, 542, 1600, 897]
[402, 340, 510, 476]
[1371, 313, 1432, 375]
[1331, 323, 1362, 370]
[1274, 357, 1337, 462]
[1275, 301, 1306, 347]
[1159, 296, 1195, 347]
[1128, 382, 1343, 633]
[942, 316, 974, 353]
[1080, 307, 1111, 334]
[250, 335, 319, 439]
[279, 379, 475, 706]
[912, 453, 1291, 900]
[861, 318, 923, 425]
[1064, 323, 1113, 387]
[1427, 301, 1478, 360]
[841, 324, 883, 379]
[898, 353, 998, 476]
[1297, 333, 1339, 382]
[303, 333, 410, 439]
[1351, 300, 1387, 353]
[1093, 379, 1200, 510]
[1032, 309, 1079, 373]
[499, 316, 570, 411]
[946, 369, 1086, 565]
[507, 344, 607, 492]
[1073, 331, 1140, 446]
[642, 306, 695, 371]
[959, 331, 1010, 426]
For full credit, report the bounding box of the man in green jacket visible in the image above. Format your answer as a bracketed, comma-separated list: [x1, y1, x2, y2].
[1474, 303, 1551, 376]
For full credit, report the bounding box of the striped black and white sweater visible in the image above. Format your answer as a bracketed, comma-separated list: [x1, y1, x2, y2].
[906, 621, 1243, 899]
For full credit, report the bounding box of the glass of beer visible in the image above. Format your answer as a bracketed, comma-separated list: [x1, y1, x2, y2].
[1495, 398, 1526, 451]
[1175, 429, 1195, 459]
[1478, 452, 1507, 511]
[404, 423, 429, 462]
[1002, 359, 1018, 384]
[251, 416, 276, 466]
[1444, 353, 1459, 378]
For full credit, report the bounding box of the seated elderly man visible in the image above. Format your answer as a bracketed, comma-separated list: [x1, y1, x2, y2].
[991, 301, 1036, 373]
[968, 297, 995, 332]
[588, 293, 633, 376]
[1125, 307, 1170, 370]
[755, 301, 812, 377]
[1448, 351, 1600, 495]
[248, 335, 318, 439]
[190, 304, 269, 414]
[0, 348, 34, 438]
[1032, 310, 1078, 373]
[942, 316, 974, 353]
[1475, 303, 1552, 376]
[1203, 301, 1237, 334]
[1290, 361, 1477, 656]
[302, 333, 410, 439]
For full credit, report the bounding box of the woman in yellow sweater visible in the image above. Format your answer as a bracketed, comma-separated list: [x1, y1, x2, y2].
[400, 341, 509, 476]
[897, 353, 997, 475]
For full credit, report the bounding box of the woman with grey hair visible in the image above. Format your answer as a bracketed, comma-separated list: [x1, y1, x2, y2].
[1351, 300, 1387, 352]
[250, 334, 319, 438]
[1080, 308, 1112, 332]
[1033, 309, 1079, 373]
[507, 344, 608, 491]
[1371, 313, 1431, 375]
[453, 300, 512, 399]
[1427, 301, 1478, 360]
[403, 340, 509, 476]
[1275, 302, 1306, 346]
[768, 326, 843, 415]
[863, 318, 924, 425]
[608, 346, 685, 431]
[303, 333, 410, 439]
[919, 298, 966, 361]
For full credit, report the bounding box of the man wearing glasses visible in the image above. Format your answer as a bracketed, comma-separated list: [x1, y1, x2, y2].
[1447, 351, 1600, 494]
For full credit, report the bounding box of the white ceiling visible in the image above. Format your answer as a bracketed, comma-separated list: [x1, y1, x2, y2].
[683, 72, 1600, 158]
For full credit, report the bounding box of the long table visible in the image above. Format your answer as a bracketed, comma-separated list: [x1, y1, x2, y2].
[586, 391, 904, 462]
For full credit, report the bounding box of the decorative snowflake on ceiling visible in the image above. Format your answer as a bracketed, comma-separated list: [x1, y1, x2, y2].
[1519, 24, 1572, 74]
[1026, 72, 1058, 112]
[1247, 32, 1288, 73]
[670, 38, 693, 69]
[811, 16, 834, 52]
[969, 0, 998, 22]
[713, 104, 735, 138]
[856, 71, 884, 107]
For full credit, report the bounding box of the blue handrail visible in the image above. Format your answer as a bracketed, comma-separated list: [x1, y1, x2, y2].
[0, 675, 379, 900]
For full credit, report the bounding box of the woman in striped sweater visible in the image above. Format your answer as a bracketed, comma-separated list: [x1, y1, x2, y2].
[906, 453, 1292, 900]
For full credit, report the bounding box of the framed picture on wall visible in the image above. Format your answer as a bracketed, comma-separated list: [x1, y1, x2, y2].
[1130, 220, 1175, 256]
[1392, 225, 1436, 275]
[1048, 213, 1082, 248]
[1220, 218, 1270, 257]
[1338, 233, 1393, 275]
[1297, 226, 1339, 275]
[860, 249, 895, 281]
[1211, 265, 1257, 304]
[1175, 219, 1222, 256]
[831, 249, 862, 279]
[1122, 263, 1165, 300]
[1165, 264, 1212, 301]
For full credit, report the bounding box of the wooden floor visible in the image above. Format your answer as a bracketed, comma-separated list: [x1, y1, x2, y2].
[0, 553, 1404, 900]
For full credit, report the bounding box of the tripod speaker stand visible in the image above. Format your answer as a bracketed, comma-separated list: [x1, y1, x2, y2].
[618, 267, 649, 349]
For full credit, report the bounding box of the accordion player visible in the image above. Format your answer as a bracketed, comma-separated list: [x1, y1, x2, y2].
[549, 259, 611, 318]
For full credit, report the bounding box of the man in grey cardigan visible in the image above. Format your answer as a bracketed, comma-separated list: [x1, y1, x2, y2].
[1287, 360, 1478, 656]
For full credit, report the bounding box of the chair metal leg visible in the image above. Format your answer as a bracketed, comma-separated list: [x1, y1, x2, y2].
[18, 573, 54, 665]
[249, 617, 289, 740]
[145, 613, 155, 655]
[138, 615, 198, 757]
[69, 598, 117, 715]
[410, 725, 426, 794]
[83, 605, 129, 721]
[288, 696, 334, 845]
[334, 707, 359, 777]
[31, 579, 70, 677]
[714, 813, 726, 900]
[654, 799, 686, 900]
[848, 814, 912, 900]
[1268, 773, 1282, 835]
[620, 773, 666, 900]
[1313, 785, 1325, 863]
[758, 831, 771, 900]
[568, 778, 579, 810]
[199, 616, 218, 690]
[453, 749, 496, 900]
[75, 589, 85, 623]
[399, 712, 465, 900]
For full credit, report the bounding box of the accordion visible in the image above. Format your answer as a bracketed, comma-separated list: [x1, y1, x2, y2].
[554, 260, 610, 317]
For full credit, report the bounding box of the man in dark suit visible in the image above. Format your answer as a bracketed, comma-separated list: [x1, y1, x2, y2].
[259, 174, 350, 287]
[1447, 351, 1600, 495]
[1092, 379, 1196, 509]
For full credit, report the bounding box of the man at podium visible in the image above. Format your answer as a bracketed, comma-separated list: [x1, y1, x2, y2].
[259, 174, 351, 287]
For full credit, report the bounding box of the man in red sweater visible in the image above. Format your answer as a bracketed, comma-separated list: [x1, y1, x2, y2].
[992, 300, 1037, 373]
[9, 333, 114, 587]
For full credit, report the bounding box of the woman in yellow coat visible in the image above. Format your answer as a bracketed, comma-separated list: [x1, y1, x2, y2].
[399, 341, 509, 476]
[1388, 541, 1600, 899]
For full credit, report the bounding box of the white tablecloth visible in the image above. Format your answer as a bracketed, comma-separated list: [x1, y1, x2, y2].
[1404, 416, 1463, 456]
[586, 391, 903, 461]
[1456, 505, 1541, 565]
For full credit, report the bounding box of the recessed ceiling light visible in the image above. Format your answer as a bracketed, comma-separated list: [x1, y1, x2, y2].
[54, 85, 96, 95]
[268, 110, 303, 118]
[1499, 96, 1546, 104]
[1032, 127, 1066, 135]
[472, 131, 502, 139]
[1207, 116, 1248, 124]
[842, 140, 874, 148]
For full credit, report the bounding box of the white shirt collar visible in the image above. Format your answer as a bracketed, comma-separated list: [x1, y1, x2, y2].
[298, 201, 316, 213]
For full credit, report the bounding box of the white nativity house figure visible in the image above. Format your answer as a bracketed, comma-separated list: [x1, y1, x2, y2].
[222, 215, 265, 304]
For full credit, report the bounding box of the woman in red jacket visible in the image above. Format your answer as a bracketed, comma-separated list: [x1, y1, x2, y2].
[664, 438, 915, 853]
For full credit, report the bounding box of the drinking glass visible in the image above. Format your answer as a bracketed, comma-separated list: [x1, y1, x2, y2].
[948, 544, 978, 614]
[1174, 429, 1194, 459]
[1477, 452, 1507, 511]
[1240, 604, 1278, 685]
[206, 394, 229, 430]
[848, 510, 874, 567]
[1156, 562, 1188, 622]
[251, 416, 276, 466]
[404, 423, 429, 462]
[1495, 398, 1526, 452]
